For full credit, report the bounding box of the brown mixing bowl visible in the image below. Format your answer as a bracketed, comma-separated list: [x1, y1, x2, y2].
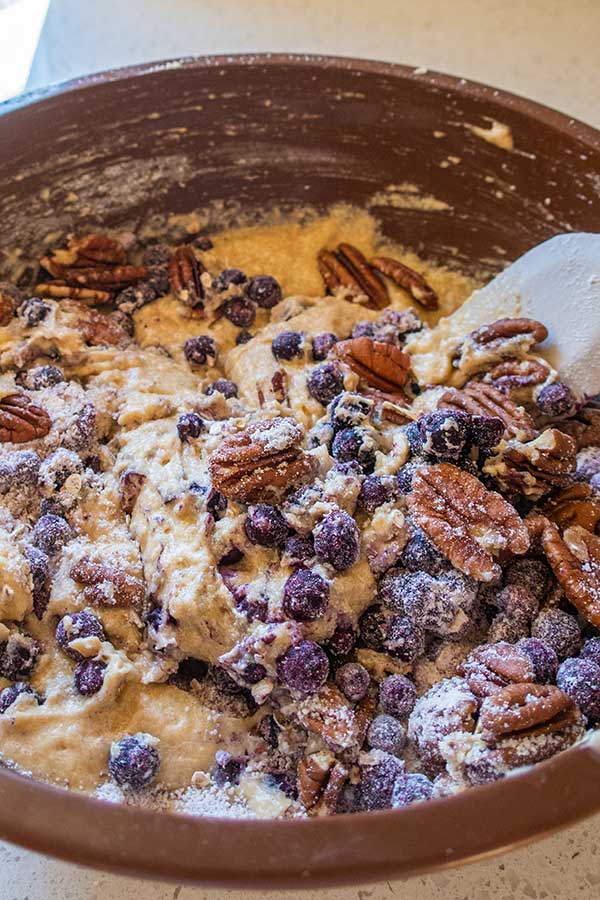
[1, 54, 600, 888]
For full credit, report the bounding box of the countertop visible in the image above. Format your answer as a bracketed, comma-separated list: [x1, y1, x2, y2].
[3, 0, 600, 897]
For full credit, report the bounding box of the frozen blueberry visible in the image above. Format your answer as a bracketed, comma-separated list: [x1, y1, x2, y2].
[241, 662, 267, 685]
[326, 624, 357, 658]
[214, 267, 248, 291]
[385, 614, 425, 663]
[379, 674, 417, 718]
[282, 569, 329, 621]
[405, 421, 424, 455]
[19, 365, 65, 390]
[206, 487, 227, 518]
[396, 462, 420, 494]
[531, 608, 582, 660]
[109, 734, 161, 790]
[392, 773, 434, 807]
[177, 412, 206, 442]
[469, 415, 504, 454]
[276, 640, 329, 694]
[56, 611, 105, 661]
[536, 382, 577, 418]
[115, 282, 157, 312]
[417, 410, 471, 461]
[312, 332, 338, 361]
[516, 637, 559, 683]
[375, 308, 423, 343]
[505, 558, 552, 604]
[313, 509, 360, 571]
[356, 475, 391, 514]
[581, 637, 600, 668]
[557, 657, 600, 720]
[31, 514, 73, 556]
[271, 331, 304, 360]
[359, 754, 403, 811]
[359, 605, 389, 650]
[205, 378, 238, 399]
[265, 770, 298, 799]
[25, 545, 51, 619]
[351, 321, 376, 339]
[183, 335, 217, 366]
[491, 584, 539, 623]
[335, 662, 370, 702]
[224, 296, 256, 328]
[307, 363, 345, 406]
[0, 633, 41, 680]
[284, 534, 314, 563]
[400, 530, 446, 575]
[336, 782, 361, 814]
[0, 449, 41, 493]
[236, 330, 253, 345]
[246, 274, 282, 309]
[0, 682, 38, 715]
[142, 244, 171, 267]
[74, 658, 106, 695]
[244, 504, 288, 548]
[211, 750, 246, 787]
[331, 427, 377, 474]
[329, 393, 372, 430]
[367, 715, 407, 756]
[19, 297, 50, 327]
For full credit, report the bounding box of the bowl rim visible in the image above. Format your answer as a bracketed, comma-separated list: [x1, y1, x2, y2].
[1, 52, 600, 888]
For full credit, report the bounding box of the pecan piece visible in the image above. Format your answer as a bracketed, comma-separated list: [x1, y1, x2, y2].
[407, 463, 529, 582]
[0, 394, 51, 443]
[561, 407, 600, 451]
[470, 318, 548, 346]
[35, 282, 113, 304]
[297, 751, 349, 814]
[439, 382, 536, 441]
[333, 337, 411, 396]
[0, 285, 18, 325]
[486, 357, 550, 392]
[296, 684, 359, 751]
[67, 234, 127, 267]
[41, 259, 148, 289]
[370, 256, 438, 310]
[168, 245, 206, 307]
[539, 520, 600, 627]
[209, 416, 315, 503]
[484, 428, 577, 500]
[317, 243, 389, 309]
[543, 482, 600, 533]
[479, 682, 575, 741]
[119, 472, 147, 515]
[459, 642, 535, 698]
[70, 558, 145, 608]
[59, 300, 131, 347]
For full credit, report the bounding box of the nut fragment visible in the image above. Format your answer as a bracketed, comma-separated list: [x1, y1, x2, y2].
[542, 482, 600, 533]
[70, 557, 145, 608]
[479, 682, 575, 740]
[296, 684, 359, 751]
[59, 300, 131, 347]
[407, 463, 529, 582]
[485, 357, 550, 392]
[209, 416, 315, 503]
[51, 234, 127, 267]
[439, 382, 536, 441]
[370, 256, 438, 310]
[168, 245, 206, 307]
[484, 428, 577, 500]
[538, 520, 600, 627]
[35, 283, 113, 304]
[470, 318, 548, 346]
[459, 643, 535, 698]
[317, 243, 389, 309]
[334, 336, 411, 397]
[0, 394, 52, 443]
[297, 751, 348, 813]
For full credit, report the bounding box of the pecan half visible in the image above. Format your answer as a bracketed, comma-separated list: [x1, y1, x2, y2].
[439, 382, 536, 441]
[35, 282, 113, 304]
[317, 243, 389, 309]
[561, 407, 600, 451]
[209, 416, 315, 503]
[70, 558, 145, 608]
[538, 520, 600, 626]
[296, 684, 359, 751]
[407, 463, 529, 582]
[168, 245, 206, 307]
[41, 258, 148, 289]
[486, 357, 550, 392]
[0, 394, 51, 443]
[479, 682, 575, 741]
[333, 337, 411, 397]
[297, 751, 349, 814]
[470, 318, 548, 346]
[484, 428, 577, 500]
[459, 642, 535, 698]
[67, 234, 127, 267]
[370, 256, 438, 310]
[543, 482, 600, 533]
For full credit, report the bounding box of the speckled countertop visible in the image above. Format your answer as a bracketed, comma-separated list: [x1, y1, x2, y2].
[2, 0, 600, 897]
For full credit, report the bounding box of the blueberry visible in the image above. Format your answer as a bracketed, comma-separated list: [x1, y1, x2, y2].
[400, 530, 446, 575]
[392, 773, 434, 807]
[56, 611, 105, 661]
[214, 268, 248, 291]
[31, 514, 73, 556]
[244, 504, 288, 548]
[505, 558, 552, 603]
[326, 624, 357, 658]
[330, 427, 377, 474]
[284, 534, 314, 563]
[335, 662, 370, 702]
[271, 331, 304, 361]
[212, 750, 246, 786]
[224, 296, 256, 328]
[246, 274, 282, 309]
[241, 663, 267, 685]
[142, 244, 171, 267]
[265, 770, 298, 799]
[19, 365, 65, 390]
[531, 608, 582, 660]
[74, 658, 106, 695]
[276, 640, 329, 694]
[205, 379, 238, 399]
[183, 335, 217, 366]
[379, 674, 417, 718]
[329, 393, 371, 430]
[282, 569, 329, 621]
[312, 333, 338, 361]
[176, 412, 206, 442]
[417, 410, 470, 461]
[336, 782, 361, 814]
[581, 637, 600, 668]
[115, 282, 157, 312]
[396, 462, 419, 494]
[313, 509, 360, 571]
[469, 415, 504, 454]
[0, 682, 38, 714]
[206, 487, 227, 518]
[109, 734, 161, 790]
[367, 715, 406, 756]
[0, 633, 41, 680]
[384, 614, 425, 663]
[359, 605, 389, 650]
[351, 321, 376, 339]
[536, 382, 577, 418]
[356, 475, 391, 514]
[19, 297, 50, 327]
[359, 755, 403, 811]
[307, 363, 345, 406]
[405, 421, 423, 455]
[24, 545, 50, 619]
[516, 638, 559, 682]
[236, 330, 253, 345]
[0, 449, 41, 493]
[557, 657, 600, 720]
[194, 236, 214, 251]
